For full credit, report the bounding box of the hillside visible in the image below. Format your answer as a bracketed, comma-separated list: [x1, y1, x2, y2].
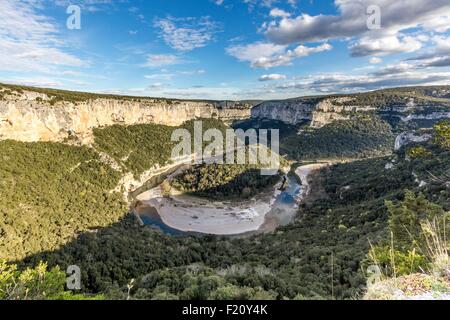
[252, 85, 450, 128]
[1, 84, 449, 144]
[9, 123, 447, 299]
[0, 84, 449, 300]
[0, 83, 251, 143]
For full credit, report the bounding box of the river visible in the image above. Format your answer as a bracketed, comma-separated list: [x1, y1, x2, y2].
[131, 164, 303, 236]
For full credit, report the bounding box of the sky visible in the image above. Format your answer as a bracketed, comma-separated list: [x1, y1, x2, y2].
[0, 0, 450, 100]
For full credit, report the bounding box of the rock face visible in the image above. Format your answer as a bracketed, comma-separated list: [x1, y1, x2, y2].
[252, 97, 378, 128]
[252, 95, 450, 128]
[251, 100, 314, 125]
[0, 91, 250, 143]
[394, 132, 433, 151]
[310, 98, 377, 128]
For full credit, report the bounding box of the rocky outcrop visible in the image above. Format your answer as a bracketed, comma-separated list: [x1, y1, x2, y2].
[0, 90, 250, 143]
[251, 99, 315, 125]
[310, 98, 376, 128]
[394, 132, 433, 151]
[251, 97, 378, 128]
[252, 95, 450, 128]
[400, 112, 450, 122]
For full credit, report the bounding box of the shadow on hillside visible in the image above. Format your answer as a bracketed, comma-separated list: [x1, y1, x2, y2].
[170, 167, 281, 201]
[16, 212, 217, 293]
[16, 167, 283, 293]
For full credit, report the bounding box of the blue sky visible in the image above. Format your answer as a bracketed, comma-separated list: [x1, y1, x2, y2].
[0, 0, 450, 100]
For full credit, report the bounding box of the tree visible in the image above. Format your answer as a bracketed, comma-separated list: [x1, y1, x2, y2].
[434, 119, 450, 149]
[386, 191, 445, 252]
[0, 261, 103, 300]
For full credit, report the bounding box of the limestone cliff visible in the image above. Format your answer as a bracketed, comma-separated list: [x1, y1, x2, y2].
[0, 87, 250, 143]
[252, 97, 379, 128]
[252, 89, 450, 128]
[251, 99, 314, 125]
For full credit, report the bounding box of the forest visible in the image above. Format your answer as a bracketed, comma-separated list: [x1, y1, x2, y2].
[281, 115, 396, 160]
[171, 163, 281, 200]
[14, 138, 447, 299]
[334, 86, 450, 109]
[0, 140, 127, 262]
[93, 118, 229, 177]
[0, 110, 448, 299]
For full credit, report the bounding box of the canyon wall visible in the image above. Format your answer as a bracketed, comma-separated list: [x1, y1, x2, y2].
[252, 96, 450, 128]
[251, 100, 314, 125]
[0, 90, 250, 143]
[252, 97, 378, 128]
[2, 85, 450, 144]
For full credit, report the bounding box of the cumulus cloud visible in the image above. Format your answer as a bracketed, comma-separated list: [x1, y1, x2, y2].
[273, 71, 450, 94]
[264, 0, 450, 57]
[259, 74, 287, 81]
[266, 0, 450, 44]
[350, 35, 424, 57]
[227, 42, 331, 68]
[154, 16, 221, 52]
[403, 35, 450, 69]
[371, 62, 417, 76]
[270, 8, 291, 18]
[226, 42, 286, 65]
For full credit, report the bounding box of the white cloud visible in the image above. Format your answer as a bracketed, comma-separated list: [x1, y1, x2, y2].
[154, 16, 221, 52]
[266, 0, 450, 44]
[144, 69, 205, 80]
[51, 0, 114, 12]
[145, 73, 174, 80]
[272, 70, 450, 94]
[2, 76, 63, 88]
[371, 62, 417, 76]
[259, 74, 287, 81]
[0, 0, 85, 73]
[226, 42, 286, 65]
[227, 42, 331, 68]
[369, 57, 382, 64]
[270, 8, 291, 18]
[258, 43, 332, 68]
[350, 35, 423, 57]
[143, 54, 182, 68]
[264, 0, 450, 57]
[403, 35, 450, 68]
[178, 69, 206, 75]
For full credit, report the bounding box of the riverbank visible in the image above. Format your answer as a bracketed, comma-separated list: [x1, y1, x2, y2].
[294, 163, 330, 203]
[136, 182, 281, 235]
[133, 162, 329, 236]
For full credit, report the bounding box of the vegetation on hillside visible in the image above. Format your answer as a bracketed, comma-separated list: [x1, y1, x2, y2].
[0, 260, 103, 300]
[0, 104, 448, 300]
[363, 121, 450, 299]
[334, 86, 450, 109]
[0, 83, 213, 104]
[281, 115, 395, 160]
[172, 164, 281, 200]
[0, 141, 126, 261]
[93, 118, 230, 177]
[17, 135, 448, 299]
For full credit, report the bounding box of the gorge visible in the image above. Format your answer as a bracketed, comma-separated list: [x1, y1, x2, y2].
[1, 83, 449, 300]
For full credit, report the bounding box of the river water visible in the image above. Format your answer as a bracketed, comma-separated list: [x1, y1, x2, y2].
[132, 167, 302, 236]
